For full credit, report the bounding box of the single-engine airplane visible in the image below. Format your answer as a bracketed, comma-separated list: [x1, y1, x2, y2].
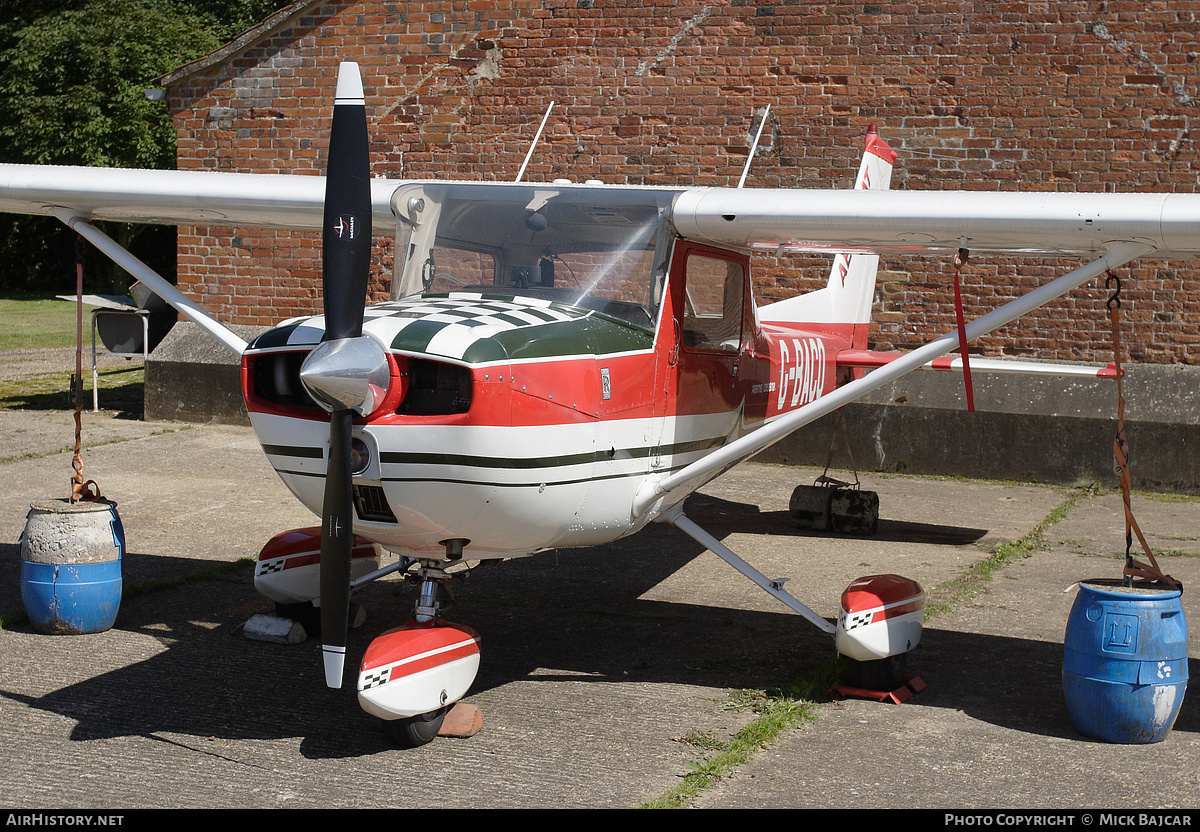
[2, 61, 1199, 746]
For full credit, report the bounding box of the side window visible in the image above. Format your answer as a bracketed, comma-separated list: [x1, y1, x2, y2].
[682, 253, 744, 352]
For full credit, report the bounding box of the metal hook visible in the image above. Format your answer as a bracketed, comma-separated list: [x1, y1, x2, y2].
[1106, 271, 1121, 310]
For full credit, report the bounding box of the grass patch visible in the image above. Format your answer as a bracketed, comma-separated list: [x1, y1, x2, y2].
[639, 659, 841, 809]
[0, 367, 144, 416]
[923, 487, 1084, 619]
[1136, 490, 1200, 504]
[0, 293, 96, 351]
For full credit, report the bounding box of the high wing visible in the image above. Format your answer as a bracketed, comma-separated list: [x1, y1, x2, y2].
[672, 188, 1200, 257]
[0, 164, 339, 230]
[4, 162, 1198, 256]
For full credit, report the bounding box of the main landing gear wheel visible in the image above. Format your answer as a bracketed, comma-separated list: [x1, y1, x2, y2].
[384, 707, 448, 748]
[844, 652, 907, 692]
[275, 601, 321, 636]
[835, 575, 925, 692]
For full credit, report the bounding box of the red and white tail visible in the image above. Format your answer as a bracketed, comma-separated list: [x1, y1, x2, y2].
[759, 126, 897, 348]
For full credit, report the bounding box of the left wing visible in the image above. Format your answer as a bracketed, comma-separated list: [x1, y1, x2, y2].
[0, 163, 391, 230]
[672, 187, 1200, 257]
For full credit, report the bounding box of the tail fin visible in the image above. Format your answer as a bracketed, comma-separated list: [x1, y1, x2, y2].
[759, 126, 896, 348]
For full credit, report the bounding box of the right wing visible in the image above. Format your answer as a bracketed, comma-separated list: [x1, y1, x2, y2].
[0, 164, 398, 230]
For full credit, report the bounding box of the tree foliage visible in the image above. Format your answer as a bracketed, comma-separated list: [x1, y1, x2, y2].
[0, 0, 293, 294]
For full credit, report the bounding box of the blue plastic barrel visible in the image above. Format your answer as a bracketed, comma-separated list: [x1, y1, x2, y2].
[1062, 580, 1188, 744]
[19, 499, 124, 635]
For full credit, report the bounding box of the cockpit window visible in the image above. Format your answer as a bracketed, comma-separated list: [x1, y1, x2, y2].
[391, 183, 677, 330]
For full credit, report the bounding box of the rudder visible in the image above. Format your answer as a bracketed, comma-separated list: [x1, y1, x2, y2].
[759, 126, 897, 348]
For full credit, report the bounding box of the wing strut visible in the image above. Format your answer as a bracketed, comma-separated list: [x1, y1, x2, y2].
[51, 209, 247, 356]
[664, 505, 836, 634]
[632, 242, 1153, 520]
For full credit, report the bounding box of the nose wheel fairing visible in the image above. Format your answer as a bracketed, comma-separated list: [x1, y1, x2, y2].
[357, 618, 481, 720]
[353, 558, 483, 746]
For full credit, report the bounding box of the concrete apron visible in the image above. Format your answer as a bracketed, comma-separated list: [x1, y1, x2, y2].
[0, 408, 1198, 807]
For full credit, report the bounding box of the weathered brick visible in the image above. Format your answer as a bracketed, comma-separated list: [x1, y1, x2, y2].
[166, 0, 1200, 364]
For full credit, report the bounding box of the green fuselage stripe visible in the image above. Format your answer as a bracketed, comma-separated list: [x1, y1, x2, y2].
[262, 444, 323, 458]
[266, 436, 726, 488]
[378, 436, 724, 471]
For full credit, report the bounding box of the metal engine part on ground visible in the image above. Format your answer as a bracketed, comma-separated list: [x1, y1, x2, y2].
[357, 619, 482, 720]
[253, 526, 381, 604]
[20, 499, 124, 635]
[789, 484, 879, 535]
[1063, 580, 1188, 744]
[835, 574, 925, 663]
[59, 284, 177, 357]
[830, 488, 879, 535]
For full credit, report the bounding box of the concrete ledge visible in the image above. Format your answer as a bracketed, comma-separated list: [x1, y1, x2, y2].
[759, 363, 1200, 494]
[145, 322, 265, 425]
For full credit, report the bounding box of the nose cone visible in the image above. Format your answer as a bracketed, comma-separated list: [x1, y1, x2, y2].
[300, 335, 390, 414]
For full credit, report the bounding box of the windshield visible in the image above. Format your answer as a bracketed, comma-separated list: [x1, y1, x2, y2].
[390, 182, 677, 330]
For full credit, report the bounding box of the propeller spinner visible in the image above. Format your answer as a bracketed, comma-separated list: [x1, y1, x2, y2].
[298, 61, 385, 689]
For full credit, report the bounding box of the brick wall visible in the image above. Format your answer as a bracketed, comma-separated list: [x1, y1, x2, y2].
[169, 0, 1200, 364]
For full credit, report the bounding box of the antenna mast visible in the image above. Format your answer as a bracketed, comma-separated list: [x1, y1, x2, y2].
[737, 104, 771, 189]
[515, 102, 555, 183]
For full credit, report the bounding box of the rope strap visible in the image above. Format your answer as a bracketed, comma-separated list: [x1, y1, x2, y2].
[1106, 272, 1180, 590]
[819, 407, 861, 489]
[70, 234, 105, 504]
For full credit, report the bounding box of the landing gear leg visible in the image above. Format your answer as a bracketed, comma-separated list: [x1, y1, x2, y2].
[413, 561, 452, 623]
[357, 540, 482, 747]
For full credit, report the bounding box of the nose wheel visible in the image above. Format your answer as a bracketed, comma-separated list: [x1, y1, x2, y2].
[384, 705, 448, 747]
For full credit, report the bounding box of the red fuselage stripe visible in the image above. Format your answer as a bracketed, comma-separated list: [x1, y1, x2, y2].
[373, 640, 481, 679]
[854, 599, 924, 622]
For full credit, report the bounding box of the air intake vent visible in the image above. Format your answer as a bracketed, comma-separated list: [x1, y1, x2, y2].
[398, 358, 472, 415]
[354, 484, 397, 523]
[251, 352, 322, 412]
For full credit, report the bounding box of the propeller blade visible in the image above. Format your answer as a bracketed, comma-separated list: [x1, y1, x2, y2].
[322, 61, 372, 341]
[320, 408, 355, 687]
[317, 61, 372, 689]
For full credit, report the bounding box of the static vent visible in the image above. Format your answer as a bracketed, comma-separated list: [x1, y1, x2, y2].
[252, 352, 321, 412]
[399, 358, 472, 415]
